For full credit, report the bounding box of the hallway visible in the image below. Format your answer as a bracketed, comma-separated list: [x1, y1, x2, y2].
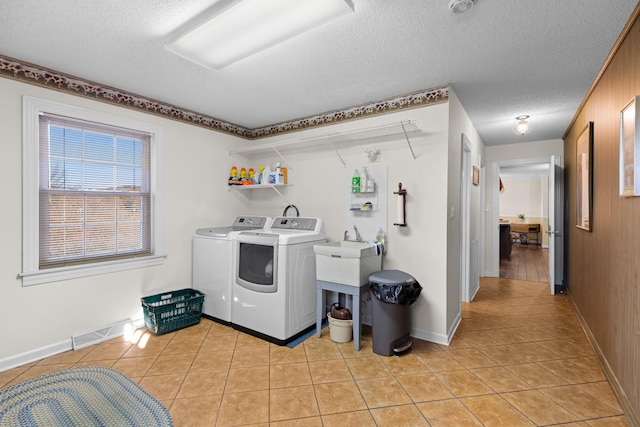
[0, 277, 629, 426]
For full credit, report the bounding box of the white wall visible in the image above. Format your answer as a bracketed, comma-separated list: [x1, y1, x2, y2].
[1, 79, 486, 367]
[446, 90, 485, 326]
[484, 139, 563, 277]
[0, 78, 247, 366]
[499, 176, 545, 218]
[234, 103, 454, 343]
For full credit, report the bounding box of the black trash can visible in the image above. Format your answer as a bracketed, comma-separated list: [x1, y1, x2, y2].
[368, 270, 422, 356]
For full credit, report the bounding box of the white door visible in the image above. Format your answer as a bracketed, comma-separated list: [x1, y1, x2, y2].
[547, 155, 564, 294]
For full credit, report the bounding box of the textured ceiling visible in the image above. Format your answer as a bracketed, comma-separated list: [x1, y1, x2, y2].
[0, 0, 637, 146]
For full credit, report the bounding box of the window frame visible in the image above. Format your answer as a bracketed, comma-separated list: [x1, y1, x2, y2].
[21, 96, 165, 286]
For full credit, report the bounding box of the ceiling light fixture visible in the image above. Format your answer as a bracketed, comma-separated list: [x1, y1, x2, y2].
[513, 115, 532, 135]
[166, 0, 354, 70]
[448, 0, 474, 14]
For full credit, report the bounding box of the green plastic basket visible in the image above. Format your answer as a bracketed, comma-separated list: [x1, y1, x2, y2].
[141, 288, 205, 335]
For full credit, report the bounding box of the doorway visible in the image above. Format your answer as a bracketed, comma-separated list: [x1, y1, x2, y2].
[492, 157, 563, 292]
[498, 163, 548, 282]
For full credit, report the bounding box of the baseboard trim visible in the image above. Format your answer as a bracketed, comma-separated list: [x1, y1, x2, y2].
[0, 340, 72, 372]
[0, 317, 146, 373]
[446, 311, 462, 345]
[567, 293, 640, 427]
[411, 311, 461, 346]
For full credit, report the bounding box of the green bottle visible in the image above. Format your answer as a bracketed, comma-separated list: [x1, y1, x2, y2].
[352, 169, 360, 193]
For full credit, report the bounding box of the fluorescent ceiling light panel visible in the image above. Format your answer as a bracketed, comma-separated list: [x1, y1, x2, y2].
[167, 0, 355, 70]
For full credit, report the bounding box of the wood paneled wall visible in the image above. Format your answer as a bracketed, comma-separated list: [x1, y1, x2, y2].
[564, 5, 640, 423]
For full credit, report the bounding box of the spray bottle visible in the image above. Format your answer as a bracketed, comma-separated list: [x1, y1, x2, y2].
[360, 167, 369, 192]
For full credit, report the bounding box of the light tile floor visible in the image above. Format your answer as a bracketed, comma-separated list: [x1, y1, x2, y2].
[0, 277, 631, 426]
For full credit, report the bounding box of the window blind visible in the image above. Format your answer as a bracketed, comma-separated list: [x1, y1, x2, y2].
[38, 113, 152, 269]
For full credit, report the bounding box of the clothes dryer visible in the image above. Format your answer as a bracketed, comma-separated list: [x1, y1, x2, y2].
[233, 217, 326, 344]
[192, 216, 271, 323]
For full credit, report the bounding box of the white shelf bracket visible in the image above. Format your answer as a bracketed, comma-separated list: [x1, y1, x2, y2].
[271, 185, 292, 205]
[271, 146, 292, 171]
[325, 137, 346, 166]
[401, 122, 417, 160]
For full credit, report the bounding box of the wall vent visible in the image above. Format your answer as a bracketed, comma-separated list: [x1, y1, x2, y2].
[72, 319, 134, 350]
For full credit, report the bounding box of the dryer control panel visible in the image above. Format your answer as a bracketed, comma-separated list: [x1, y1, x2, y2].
[269, 217, 322, 232]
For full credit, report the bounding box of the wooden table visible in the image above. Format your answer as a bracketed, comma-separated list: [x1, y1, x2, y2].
[510, 222, 541, 245]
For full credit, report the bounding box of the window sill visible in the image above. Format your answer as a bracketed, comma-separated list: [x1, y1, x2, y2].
[19, 254, 167, 286]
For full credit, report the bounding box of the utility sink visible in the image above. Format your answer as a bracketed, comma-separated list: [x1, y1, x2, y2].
[313, 240, 378, 258]
[314, 241, 382, 286]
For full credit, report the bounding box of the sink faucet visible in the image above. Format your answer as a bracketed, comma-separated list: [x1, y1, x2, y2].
[344, 226, 363, 242]
[354, 225, 362, 242]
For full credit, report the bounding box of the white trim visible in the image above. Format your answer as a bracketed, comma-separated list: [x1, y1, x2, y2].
[490, 156, 555, 278]
[469, 280, 480, 301]
[0, 317, 146, 372]
[446, 310, 463, 345]
[0, 340, 72, 372]
[19, 254, 167, 286]
[460, 134, 472, 302]
[410, 311, 461, 346]
[21, 96, 165, 286]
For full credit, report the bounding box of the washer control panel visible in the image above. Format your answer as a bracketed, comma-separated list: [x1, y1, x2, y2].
[232, 216, 271, 229]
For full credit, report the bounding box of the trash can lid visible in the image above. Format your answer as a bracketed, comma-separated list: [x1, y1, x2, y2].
[368, 269, 416, 285]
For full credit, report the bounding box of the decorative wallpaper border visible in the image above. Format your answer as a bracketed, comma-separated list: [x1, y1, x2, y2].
[0, 54, 448, 140]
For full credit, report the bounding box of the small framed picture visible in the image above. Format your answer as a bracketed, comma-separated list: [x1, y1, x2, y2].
[472, 166, 480, 186]
[620, 96, 640, 196]
[576, 122, 594, 231]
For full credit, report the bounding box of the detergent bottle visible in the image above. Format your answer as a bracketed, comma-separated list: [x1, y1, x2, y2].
[275, 162, 285, 185]
[264, 165, 273, 184]
[257, 165, 265, 184]
[228, 166, 239, 185]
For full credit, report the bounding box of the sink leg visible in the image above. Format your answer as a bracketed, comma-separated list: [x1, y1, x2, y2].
[316, 286, 324, 338]
[353, 292, 361, 351]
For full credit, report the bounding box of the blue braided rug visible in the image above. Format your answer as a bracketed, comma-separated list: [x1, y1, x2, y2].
[0, 366, 173, 426]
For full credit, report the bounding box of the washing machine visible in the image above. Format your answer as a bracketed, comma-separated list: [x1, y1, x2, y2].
[192, 215, 271, 323]
[233, 217, 326, 344]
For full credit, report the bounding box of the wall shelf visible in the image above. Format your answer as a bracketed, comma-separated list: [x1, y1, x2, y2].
[228, 184, 293, 205]
[228, 184, 290, 190]
[350, 187, 378, 212]
[228, 120, 421, 164]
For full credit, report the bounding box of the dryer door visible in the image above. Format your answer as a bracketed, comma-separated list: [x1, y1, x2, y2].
[235, 232, 279, 293]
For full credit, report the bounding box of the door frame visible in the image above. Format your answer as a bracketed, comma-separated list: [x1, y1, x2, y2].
[460, 134, 473, 302]
[491, 157, 559, 290]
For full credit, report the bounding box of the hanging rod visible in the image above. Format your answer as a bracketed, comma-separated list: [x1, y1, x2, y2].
[228, 120, 419, 156]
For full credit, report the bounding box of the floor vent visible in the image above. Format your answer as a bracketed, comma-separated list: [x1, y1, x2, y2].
[72, 319, 133, 350]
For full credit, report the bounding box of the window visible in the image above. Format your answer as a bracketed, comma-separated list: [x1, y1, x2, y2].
[22, 97, 165, 285]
